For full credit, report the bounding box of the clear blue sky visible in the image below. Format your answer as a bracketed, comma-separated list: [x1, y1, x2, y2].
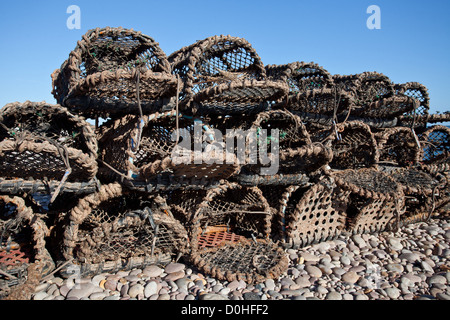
[0, 0, 449, 116]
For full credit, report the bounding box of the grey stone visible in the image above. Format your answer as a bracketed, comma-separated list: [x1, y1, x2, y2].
[386, 263, 404, 273]
[427, 275, 447, 285]
[165, 263, 185, 274]
[128, 284, 144, 298]
[66, 283, 103, 300]
[200, 293, 229, 300]
[436, 292, 450, 300]
[385, 287, 401, 299]
[305, 265, 322, 278]
[32, 291, 49, 300]
[399, 252, 420, 263]
[342, 271, 359, 284]
[326, 291, 342, 300]
[300, 252, 320, 262]
[387, 237, 404, 251]
[143, 265, 164, 278]
[89, 292, 108, 300]
[264, 279, 276, 291]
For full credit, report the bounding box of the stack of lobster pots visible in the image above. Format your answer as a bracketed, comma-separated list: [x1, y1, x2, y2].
[0, 27, 449, 298]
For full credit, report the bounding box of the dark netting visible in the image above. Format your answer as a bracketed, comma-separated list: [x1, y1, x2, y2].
[266, 61, 334, 94]
[275, 181, 347, 249]
[332, 168, 405, 234]
[189, 182, 272, 251]
[314, 121, 379, 170]
[169, 35, 288, 115]
[420, 125, 450, 165]
[0, 101, 98, 183]
[395, 82, 430, 128]
[188, 238, 288, 284]
[52, 27, 178, 118]
[0, 195, 54, 300]
[375, 127, 422, 166]
[59, 184, 188, 277]
[380, 165, 441, 226]
[97, 111, 240, 187]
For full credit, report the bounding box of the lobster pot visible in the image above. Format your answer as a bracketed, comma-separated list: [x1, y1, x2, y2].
[375, 127, 422, 166]
[380, 166, 440, 226]
[59, 184, 188, 278]
[0, 101, 98, 198]
[420, 125, 450, 165]
[0, 195, 54, 300]
[234, 110, 331, 185]
[285, 88, 354, 119]
[395, 82, 430, 128]
[313, 121, 379, 170]
[275, 180, 347, 249]
[418, 163, 450, 216]
[168, 35, 288, 115]
[98, 111, 240, 190]
[332, 168, 405, 235]
[189, 238, 288, 284]
[333, 72, 394, 112]
[266, 61, 334, 95]
[362, 94, 417, 120]
[52, 27, 178, 119]
[187, 182, 272, 251]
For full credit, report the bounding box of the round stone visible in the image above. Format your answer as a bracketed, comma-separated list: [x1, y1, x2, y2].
[342, 271, 359, 284]
[326, 291, 342, 300]
[305, 265, 322, 278]
[165, 263, 185, 274]
[385, 287, 401, 299]
[143, 265, 164, 278]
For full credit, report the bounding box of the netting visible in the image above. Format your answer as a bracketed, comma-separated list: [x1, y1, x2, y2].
[169, 35, 288, 115]
[375, 127, 422, 166]
[314, 121, 379, 170]
[333, 168, 405, 234]
[52, 27, 178, 118]
[189, 238, 288, 284]
[275, 181, 347, 249]
[420, 125, 450, 165]
[0, 195, 54, 299]
[98, 110, 240, 186]
[58, 184, 188, 277]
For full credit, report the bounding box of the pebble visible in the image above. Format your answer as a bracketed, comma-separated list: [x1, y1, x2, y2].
[24, 216, 450, 301]
[385, 287, 401, 299]
[342, 271, 359, 284]
[305, 265, 322, 278]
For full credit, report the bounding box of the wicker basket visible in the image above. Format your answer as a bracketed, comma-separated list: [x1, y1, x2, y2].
[332, 168, 405, 234]
[239, 110, 332, 178]
[188, 238, 288, 284]
[168, 35, 288, 115]
[52, 27, 178, 118]
[57, 183, 188, 278]
[186, 182, 272, 250]
[375, 127, 423, 166]
[97, 110, 240, 189]
[179, 182, 286, 284]
[274, 179, 347, 249]
[420, 125, 450, 165]
[266, 61, 334, 94]
[395, 82, 430, 128]
[333, 72, 394, 108]
[0, 101, 98, 201]
[313, 120, 379, 170]
[0, 195, 54, 300]
[380, 166, 440, 226]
